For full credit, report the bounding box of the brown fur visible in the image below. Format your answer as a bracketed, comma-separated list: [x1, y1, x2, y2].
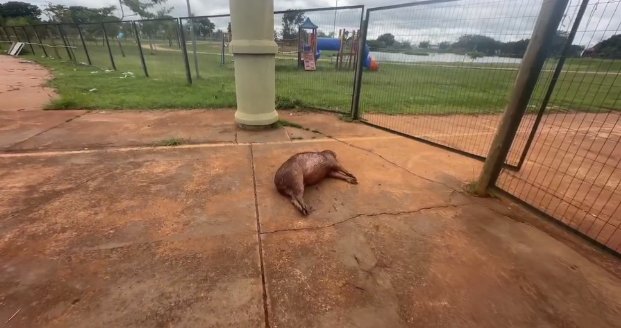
[274, 150, 358, 216]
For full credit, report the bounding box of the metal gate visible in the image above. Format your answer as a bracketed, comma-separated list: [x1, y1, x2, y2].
[495, 0, 621, 254]
[351, 0, 543, 164]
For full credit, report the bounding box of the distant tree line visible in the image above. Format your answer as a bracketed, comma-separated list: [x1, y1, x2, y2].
[366, 31, 620, 59]
[0, 1, 226, 50]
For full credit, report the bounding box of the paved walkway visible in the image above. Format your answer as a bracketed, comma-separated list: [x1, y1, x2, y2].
[1, 55, 621, 328]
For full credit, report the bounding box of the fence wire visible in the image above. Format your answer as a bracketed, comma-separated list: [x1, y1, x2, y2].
[356, 0, 542, 161]
[497, 0, 621, 254]
[134, 18, 186, 80]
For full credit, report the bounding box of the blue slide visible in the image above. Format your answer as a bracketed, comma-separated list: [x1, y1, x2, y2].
[313, 37, 377, 70]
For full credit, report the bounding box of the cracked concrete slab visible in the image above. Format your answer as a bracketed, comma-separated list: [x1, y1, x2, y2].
[262, 203, 621, 328]
[0, 110, 86, 149]
[6, 110, 238, 151]
[347, 137, 483, 190]
[252, 141, 470, 234]
[2, 234, 264, 328]
[0, 146, 264, 327]
[1, 88, 620, 328]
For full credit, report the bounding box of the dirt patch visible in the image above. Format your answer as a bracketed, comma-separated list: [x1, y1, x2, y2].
[0, 56, 58, 111]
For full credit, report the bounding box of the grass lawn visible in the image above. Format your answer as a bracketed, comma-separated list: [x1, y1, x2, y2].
[24, 39, 621, 114]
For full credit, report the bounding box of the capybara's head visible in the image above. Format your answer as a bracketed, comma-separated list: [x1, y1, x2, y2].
[321, 150, 337, 159]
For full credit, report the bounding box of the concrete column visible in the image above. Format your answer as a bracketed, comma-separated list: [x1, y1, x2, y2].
[228, 0, 279, 128]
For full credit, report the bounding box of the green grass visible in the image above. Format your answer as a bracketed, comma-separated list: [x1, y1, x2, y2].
[25, 38, 621, 114]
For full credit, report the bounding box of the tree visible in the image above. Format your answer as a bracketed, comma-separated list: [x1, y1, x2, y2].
[367, 40, 386, 50]
[584, 34, 621, 59]
[401, 41, 411, 49]
[452, 34, 499, 55]
[281, 9, 305, 40]
[187, 17, 214, 37]
[227, 21, 232, 40]
[418, 41, 430, 49]
[498, 38, 529, 57]
[0, 1, 41, 21]
[548, 30, 584, 57]
[376, 33, 395, 47]
[438, 41, 451, 50]
[497, 31, 584, 58]
[67, 6, 117, 24]
[119, 0, 171, 19]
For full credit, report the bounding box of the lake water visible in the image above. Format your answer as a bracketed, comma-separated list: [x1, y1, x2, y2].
[370, 51, 523, 65]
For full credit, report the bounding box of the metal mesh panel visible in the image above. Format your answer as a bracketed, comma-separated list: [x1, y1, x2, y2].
[357, 0, 542, 161]
[135, 18, 186, 80]
[497, 0, 621, 254]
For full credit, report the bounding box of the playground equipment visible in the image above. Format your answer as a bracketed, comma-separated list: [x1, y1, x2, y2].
[297, 17, 318, 70]
[296, 18, 378, 71]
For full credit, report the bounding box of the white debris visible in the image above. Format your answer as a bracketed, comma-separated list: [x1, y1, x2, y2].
[104, 69, 113, 73]
[90, 71, 99, 74]
[89, 88, 97, 92]
[120, 71, 135, 78]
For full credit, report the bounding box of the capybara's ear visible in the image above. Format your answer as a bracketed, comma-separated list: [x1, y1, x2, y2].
[323, 150, 337, 158]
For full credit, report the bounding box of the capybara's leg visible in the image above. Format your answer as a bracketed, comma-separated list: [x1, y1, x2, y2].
[328, 171, 357, 184]
[334, 162, 356, 179]
[290, 195, 308, 215]
[288, 175, 311, 216]
[291, 193, 311, 216]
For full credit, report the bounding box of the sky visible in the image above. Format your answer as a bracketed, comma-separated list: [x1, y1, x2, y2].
[3, 0, 620, 47]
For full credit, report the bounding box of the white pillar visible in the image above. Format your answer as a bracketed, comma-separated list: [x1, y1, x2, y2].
[228, 0, 279, 128]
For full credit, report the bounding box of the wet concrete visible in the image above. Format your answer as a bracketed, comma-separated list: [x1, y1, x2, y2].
[0, 110, 86, 149]
[1, 59, 621, 327]
[2, 116, 621, 327]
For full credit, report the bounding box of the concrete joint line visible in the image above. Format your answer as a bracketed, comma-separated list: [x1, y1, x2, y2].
[0, 136, 401, 158]
[249, 144, 271, 328]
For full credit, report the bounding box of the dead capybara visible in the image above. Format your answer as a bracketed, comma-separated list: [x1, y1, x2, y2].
[274, 150, 358, 216]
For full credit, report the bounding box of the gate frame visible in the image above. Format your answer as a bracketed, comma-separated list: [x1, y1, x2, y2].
[513, 0, 591, 171]
[350, 0, 521, 167]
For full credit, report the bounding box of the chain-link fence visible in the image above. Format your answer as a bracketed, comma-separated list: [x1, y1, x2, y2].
[497, 0, 621, 254]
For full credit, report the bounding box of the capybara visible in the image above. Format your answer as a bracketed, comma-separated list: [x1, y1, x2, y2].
[274, 150, 358, 215]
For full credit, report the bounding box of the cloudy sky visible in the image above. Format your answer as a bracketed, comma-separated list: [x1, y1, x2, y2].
[4, 0, 620, 46]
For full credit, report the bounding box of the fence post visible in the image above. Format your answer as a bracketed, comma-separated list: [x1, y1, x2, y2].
[475, 0, 570, 196]
[515, 0, 590, 170]
[186, 16, 200, 78]
[77, 24, 92, 65]
[32, 25, 48, 57]
[19, 26, 36, 55]
[178, 18, 193, 85]
[351, 9, 369, 120]
[101, 23, 117, 70]
[132, 22, 149, 77]
[221, 32, 225, 65]
[56, 24, 74, 61]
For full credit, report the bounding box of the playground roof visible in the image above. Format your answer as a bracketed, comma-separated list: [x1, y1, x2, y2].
[300, 17, 318, 30]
